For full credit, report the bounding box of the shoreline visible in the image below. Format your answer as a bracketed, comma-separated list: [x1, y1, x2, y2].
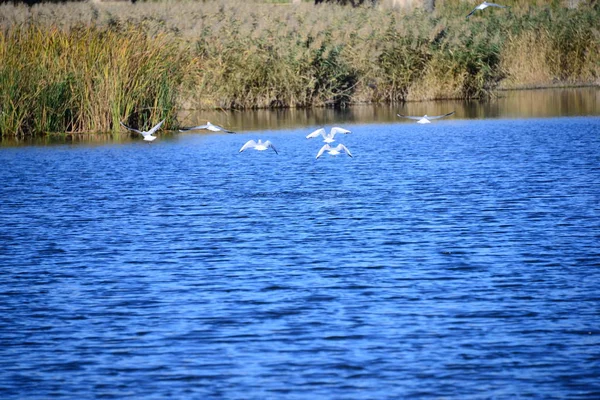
[1, 86, 597, 145]
[496, 83, 600, 92]
[176, 84, 600, 111]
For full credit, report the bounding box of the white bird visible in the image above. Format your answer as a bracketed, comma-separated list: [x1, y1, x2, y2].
[397, 111, 455, 124]
[179, 121, 235, 133]
[306, 127, 351, 143]
[119, 119, 165, 142]
[466, 2, 508, 18]
[316, 144, 353, 159]
[239, 139, 278, 154]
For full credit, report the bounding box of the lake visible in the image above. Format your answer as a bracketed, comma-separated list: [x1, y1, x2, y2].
[1, 88, 599, 398]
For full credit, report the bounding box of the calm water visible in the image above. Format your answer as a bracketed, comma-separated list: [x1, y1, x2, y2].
[1, 92, 600, 398]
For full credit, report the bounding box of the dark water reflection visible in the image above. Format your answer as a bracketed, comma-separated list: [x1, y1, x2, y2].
[1, 87, 598, 147]
[0, 89, 599, 399]
[176, 87, 599, 133]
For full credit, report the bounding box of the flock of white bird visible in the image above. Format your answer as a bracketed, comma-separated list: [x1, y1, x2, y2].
[119, 1, 508, 150]
[119, 110, 455, 158]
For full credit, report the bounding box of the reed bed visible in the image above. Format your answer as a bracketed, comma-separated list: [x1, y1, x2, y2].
[0, 0, 598, 136]
[0, 22, 190, 136]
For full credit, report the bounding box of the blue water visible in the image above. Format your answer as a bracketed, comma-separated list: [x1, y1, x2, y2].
[1, 117, 599, 399]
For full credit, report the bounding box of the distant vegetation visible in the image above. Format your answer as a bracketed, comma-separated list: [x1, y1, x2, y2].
[0, 0, 598, 136]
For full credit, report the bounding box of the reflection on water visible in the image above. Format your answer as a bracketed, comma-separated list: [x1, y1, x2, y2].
[0, 133, 137, 148]
[1, 87, 598, 147]
[178, 87, 599, 132]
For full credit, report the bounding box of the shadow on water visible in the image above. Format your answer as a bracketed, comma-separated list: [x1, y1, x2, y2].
[1, 87, 599, 147]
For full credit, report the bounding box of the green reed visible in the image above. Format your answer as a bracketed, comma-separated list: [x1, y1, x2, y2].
[0, 22, 191, 136]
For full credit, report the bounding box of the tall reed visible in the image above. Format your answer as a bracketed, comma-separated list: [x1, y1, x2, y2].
[0, 21, 191, 136]
[0, 0, 598, 136]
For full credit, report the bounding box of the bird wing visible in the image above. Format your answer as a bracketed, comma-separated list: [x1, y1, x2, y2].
[485, 2, 507, 8]
[147, 119, 165, 136]
[179, 124, 209, 132]
[213, 124, 236, 134]
[264, 140, 278, 154]
[466, 8, 477, 18]
[337, 144, 352, 157]
[330, 127, 351, 137]
[306, 128, 326, 139]
[427, 111, 455, 120]
[315, 144, 331, 159]
[397, 114, 423, 121]
[119, 121, 143, 135]
[239, 140, 257, 153]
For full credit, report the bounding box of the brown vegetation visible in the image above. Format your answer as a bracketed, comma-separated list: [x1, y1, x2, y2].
[0, 0, 598, 136]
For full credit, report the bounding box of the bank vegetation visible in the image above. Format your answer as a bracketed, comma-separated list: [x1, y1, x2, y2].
[0, 0, 598, 136]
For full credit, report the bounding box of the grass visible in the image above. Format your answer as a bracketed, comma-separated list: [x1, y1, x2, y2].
[0, 0, 598, 136]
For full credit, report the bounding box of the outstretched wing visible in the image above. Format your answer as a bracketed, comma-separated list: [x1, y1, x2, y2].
[427, 111, 455, 120]
[179, 124, 209, 132]
[239, 140, 257, 153]
[264, 140, 278, 154]
[397, 114, 423, 121]
[485, 2, 507, 8]
[306, 128, 326, 139]
[330, 127, 351, 137]
[336, 144, 353, 157]
[147, 119, 165, 136]
[466, 7, 477, 18]
[315, 144, 331, 159]
[212, 124, 236, 134]
[119, 121, 143, 135]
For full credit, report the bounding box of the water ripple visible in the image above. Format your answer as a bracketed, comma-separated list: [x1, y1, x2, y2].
[0, 117, 599, 399]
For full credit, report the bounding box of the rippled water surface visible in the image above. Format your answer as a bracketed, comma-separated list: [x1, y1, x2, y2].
[1, 114, 600, 398]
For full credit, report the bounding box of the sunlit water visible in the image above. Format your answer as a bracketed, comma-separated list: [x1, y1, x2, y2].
[1, 91, 600, 398]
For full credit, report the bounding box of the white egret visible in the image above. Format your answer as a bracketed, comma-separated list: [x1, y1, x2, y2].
[466, 2, 508, 18]
[239, 139, 278, 154]
[306, 127, 351, 143]
[316, 144, 352, 159]
[119, 119, 165, 142]
[397, 111, 455, 124]
[179, 121, 235, 133]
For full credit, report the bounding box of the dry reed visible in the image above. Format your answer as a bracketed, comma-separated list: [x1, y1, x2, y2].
[0, 0, 598, 136]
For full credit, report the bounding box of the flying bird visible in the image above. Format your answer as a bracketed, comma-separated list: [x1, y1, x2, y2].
[306, 127, 351, 143]
[179, 121, 235, 133]
[119, 119, 165, 142]
[397, 111, 455, 124]
[239, 139, 278, 154]
[466, 2, 508, 18]
[316, 144, 353, 159]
